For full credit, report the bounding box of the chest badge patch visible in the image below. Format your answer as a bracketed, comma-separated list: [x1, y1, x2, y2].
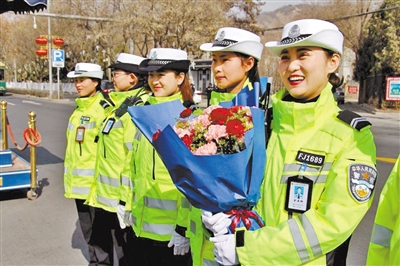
[296, 151, 325, 166]
[348, 164, 377, 202]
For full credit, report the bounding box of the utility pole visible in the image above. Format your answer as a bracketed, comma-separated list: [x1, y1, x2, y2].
[47, 0, 52, 99]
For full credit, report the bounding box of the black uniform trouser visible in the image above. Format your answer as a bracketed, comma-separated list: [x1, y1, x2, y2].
[75, 199, 97, 264]
[129, 233, 192, 266]
[89, 208, 133, 266]
[326, 235, 352, 266]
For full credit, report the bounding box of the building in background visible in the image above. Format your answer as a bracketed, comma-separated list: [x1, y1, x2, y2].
[190, 59, 212, 94]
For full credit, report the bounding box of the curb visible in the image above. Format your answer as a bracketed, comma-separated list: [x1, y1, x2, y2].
[347, 101, 376, 114]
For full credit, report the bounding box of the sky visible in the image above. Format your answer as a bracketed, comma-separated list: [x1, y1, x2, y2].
[260, 0, 304, 12]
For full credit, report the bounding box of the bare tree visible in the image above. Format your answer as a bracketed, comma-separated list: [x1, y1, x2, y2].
[0, 0, 310, 83]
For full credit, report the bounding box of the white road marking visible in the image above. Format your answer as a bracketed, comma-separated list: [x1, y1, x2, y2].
[5, 102, 15, 106]
[22, 100, 42, 105]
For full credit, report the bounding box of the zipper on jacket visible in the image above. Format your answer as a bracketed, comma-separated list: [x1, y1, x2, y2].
[152, 148, 156, 180]
[79, 142, 82, 156]
[103, 135, 107, 159]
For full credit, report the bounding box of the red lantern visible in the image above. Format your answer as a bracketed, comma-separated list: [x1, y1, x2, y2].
[35, 37, 47, 46]
[36, 48, 48, 57]
[53, 38, 64, 47]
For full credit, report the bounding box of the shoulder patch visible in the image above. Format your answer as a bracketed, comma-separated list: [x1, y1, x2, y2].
[337, 110, 371, 131]
[348, 164, 377, 203]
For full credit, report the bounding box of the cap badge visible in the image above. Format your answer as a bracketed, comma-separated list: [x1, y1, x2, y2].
[288, 25, 301, 39]
[150, 51, 158, 59]
[280, 24, 311, 45]
[217, 30, 225, 42]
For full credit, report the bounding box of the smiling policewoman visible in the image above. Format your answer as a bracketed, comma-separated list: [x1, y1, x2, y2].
[202, 19, 378, 266]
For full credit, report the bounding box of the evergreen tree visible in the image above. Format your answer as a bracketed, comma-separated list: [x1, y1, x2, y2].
[354, 0, 399, 105]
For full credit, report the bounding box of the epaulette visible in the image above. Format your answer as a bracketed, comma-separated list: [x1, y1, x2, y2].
[115, 89, 147, 118]
[337, 110, 371, 131]
[100, 99, 113, 109]
[100, 90, 115, 107]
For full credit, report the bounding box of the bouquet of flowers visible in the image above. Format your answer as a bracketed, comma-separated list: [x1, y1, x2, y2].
[128, 99, 266, 232]
[172, 105, 252, 155]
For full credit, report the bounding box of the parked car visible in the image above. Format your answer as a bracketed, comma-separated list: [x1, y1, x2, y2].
[193, 90, 202, 104]
[334, 87, 345, 104]
[101, 80, 114, 93]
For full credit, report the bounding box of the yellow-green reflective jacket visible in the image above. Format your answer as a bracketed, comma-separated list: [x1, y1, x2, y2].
[237, 83, 377, 265]
[367, 154, 400, 265]
[64, 92, 108, 200]
[209, 78, 253, 106]
[189, 78, 253, 266]
[85, 88, 148, 212]
[131, 92, 190, 242]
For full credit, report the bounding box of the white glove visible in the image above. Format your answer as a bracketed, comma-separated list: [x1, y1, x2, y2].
[123, 210, 133, 227]
[201, 210, 231, 236]
[167, 231, 190, 256]
[210, 234, 239, 266]
[116, 204, 127, 229]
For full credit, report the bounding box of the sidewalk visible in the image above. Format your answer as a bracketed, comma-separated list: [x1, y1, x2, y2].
[345, 98, 400, 121]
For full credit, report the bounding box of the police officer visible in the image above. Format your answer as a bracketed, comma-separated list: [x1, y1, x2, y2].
[202, 19, 378, 265]
[84, 53, 148, 265]
[64, 63, 110, 265]
[130, 48, 193, 265]
[367, 154, 400, 265]
[189, 27, 264, 266]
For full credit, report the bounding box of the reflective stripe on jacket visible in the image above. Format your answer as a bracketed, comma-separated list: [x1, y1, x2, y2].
[236, 83, 377, 265]
[85, 88, 148, 212]
[64, 92, 108, 199]
[131, 92, 190, 242]
[367, 154, 400, 265]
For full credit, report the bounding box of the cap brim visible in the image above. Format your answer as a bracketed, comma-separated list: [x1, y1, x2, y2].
[139, 60, 190, 72]
[108, 62, 147, 75]
[265, 29, 343, 56]
[200, 41, 263, 61]
[67, 71, 104, 79]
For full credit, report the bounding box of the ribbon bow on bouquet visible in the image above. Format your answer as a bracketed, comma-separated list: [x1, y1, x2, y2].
[225, 209, 265, 233]
[128, 99, 266, 233]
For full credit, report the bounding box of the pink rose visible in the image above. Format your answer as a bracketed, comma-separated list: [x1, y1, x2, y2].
[194, 142, 218, 155]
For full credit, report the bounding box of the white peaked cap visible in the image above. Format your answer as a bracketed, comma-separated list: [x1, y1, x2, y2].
[265, 19, 344, 56]
[200, 27, 263, 61]
[67, 63, 104, 79]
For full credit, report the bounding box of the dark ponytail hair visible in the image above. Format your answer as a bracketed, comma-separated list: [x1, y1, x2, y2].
[234, 52, 260, 84]
[91, 78, 102, 91]
[322, 48, 343, 92]
[329, 73, 344, 92]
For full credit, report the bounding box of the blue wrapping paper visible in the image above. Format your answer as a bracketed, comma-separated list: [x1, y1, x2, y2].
[128, 101, 266, 213]
[219, 77, 268, 108]
[128, 100, 184, 140]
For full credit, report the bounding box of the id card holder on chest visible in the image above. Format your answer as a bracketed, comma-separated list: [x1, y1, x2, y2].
[75, 125, 85, 142]
[285, 165, 313, 213]
[102, 118, 115, 134]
